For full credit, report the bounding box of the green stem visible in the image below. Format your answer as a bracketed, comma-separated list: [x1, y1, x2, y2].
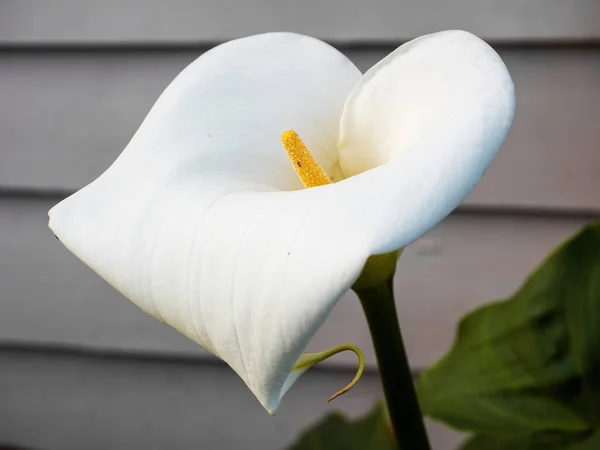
[354, 278, 431, 450]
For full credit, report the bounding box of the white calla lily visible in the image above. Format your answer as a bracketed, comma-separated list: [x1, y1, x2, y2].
[49, 30, 515, 413]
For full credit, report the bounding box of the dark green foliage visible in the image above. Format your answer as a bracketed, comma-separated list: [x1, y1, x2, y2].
[460, 430, 600, 450]
[286, 403, 396, 450]
[417, 221, 600, 447]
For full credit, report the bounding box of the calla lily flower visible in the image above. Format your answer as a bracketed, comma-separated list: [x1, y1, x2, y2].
[49, 30, 514, 414]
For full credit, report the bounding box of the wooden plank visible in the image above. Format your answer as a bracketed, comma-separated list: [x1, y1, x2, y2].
[0, 196, 592, 369]
[0, 349, 464, 450]
[1, 47, 599, 210]
[1, 0, 599, 45]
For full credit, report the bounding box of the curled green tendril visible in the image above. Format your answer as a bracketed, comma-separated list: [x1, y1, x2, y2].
[292, 344, 365, 403]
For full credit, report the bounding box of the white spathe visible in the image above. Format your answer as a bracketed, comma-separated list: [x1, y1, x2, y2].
[48, 30, 515, 413]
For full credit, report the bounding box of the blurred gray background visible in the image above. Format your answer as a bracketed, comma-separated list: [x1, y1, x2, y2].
[0, 1, 599, 449]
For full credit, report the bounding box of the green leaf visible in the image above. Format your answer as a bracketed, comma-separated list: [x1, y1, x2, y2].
[459, 429, 600, 450]
[286, 402, 396, 450]
[416, 221, 600, 438]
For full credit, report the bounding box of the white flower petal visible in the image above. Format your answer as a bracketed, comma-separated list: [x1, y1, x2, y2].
[49, 30, 515, 414]
[117, 32, 360, 191]
[49, 33, 363, 413]
[337, 30, 515, 252]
